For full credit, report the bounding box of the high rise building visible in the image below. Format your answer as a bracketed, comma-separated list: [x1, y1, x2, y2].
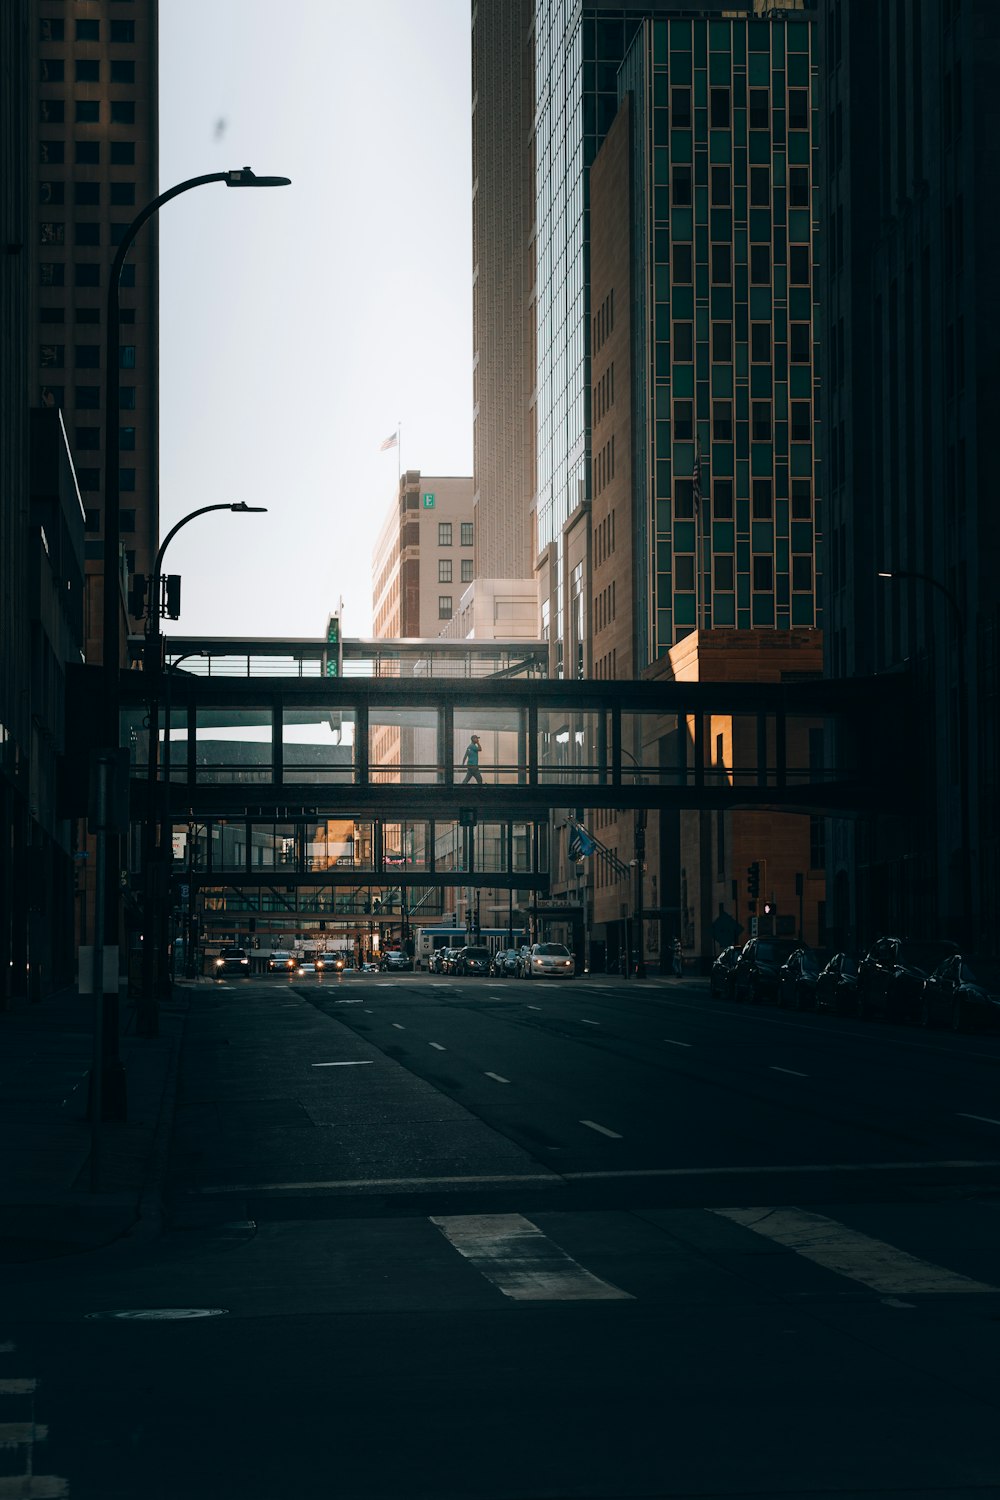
[372, 471, 476, 640]
[817, 0, 1000, 950]
[35, 0, 159, 663]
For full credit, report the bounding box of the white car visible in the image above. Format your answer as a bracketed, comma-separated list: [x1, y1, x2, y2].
[523, 942, 575, 979]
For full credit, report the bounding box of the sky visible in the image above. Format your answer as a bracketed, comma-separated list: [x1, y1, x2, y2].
[157, 0, 473, 642]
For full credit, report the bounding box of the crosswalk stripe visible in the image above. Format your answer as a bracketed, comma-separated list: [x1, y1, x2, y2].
[711, 1206, 998, 1295]
[430, 1213, 632, 1301]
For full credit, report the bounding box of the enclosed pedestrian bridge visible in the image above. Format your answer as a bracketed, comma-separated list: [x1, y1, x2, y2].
[121, 633, 909, 825]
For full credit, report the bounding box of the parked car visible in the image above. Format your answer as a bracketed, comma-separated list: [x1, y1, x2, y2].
[380, 949, 413, 972]
[442, 947, 464, 974]
[521, 942, 575, 979]
[731, 937, 802, 1004]
[857, 937, 959, 1023]
[325, 953, 346, 973]
[267, 950, 296, 974]
[490, 948, 520, 977]
[709, 946, 741, 998]
[454, 945, 492, 976]
[515, 945, 534, 977]
[215, 946, 251, 979]
[814, 951, 861, 1015]
[921, 954, 1000, 1033]
[777, 947, 832, 1011]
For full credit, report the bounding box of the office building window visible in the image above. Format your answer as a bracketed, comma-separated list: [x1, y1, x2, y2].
[76, 100, 100, 123]
[750, 246, 771, 284]
[120, 264, 135, 287]
[792, 556, 813, 591]
[119, 426, 136, 451]
[76, 385, 99, 410]
[713, 479, 733, 518]
[40, 307, 64, 324]
[461, 559, 473, 583]
[75, 262, 100, 287]
[751, 323, 771, 362]
[119, 468, 135, 492]
[41, 59, 64, 82]
[749, 88, 769, 130]
[711, 322, 732, 362]
[39, 139, 64, 163]
[674, 479, 694, 518]
[110, 20, 136, 42]
[789, 246, 810, 285]
[110, 182, 135, 206]
[40, 344, 65, 368]
[714, 555, 734, 590]
[76, 19, 100, 39]
[710, 166, 731, 206]
[438, 559, 452, 583]
[119, 309, 135, 325]
[791, 480, 812, 518]
[77, 469, 100, 492]
[461, 522, 473, 546]
[674, 555, 695, 591]
[788, 90, 809, 131]
[40, 262, 65, 287]
[119, 386, 136, 409]
[674, 321, 694, 361]
[672, 244, 693, 283]
[110, 101, 136, 125]
[711, 243, 732, 283]
[40, 182, 64, 205]
[119, 345, 136, 369]
[110, 61, 135, 84]
[791, 401, 811, 442]
[438, 596, 453, 619]
[75, 59, 100, 83]
[790, 323, 810, 363]
[753, 556, 774, 591]
[752, 479, 773, 518]
[74, 182, 100, 206]
[120, 509, 136, 533]
[713, 401, 733, 441]
[110, 141, 135, 165]
[710, 88, 730, 128]
[750, 167, 770, 207]
[673, 165, 692, 206]
[84, 509, 100, 532]
[674, 400, 693, 441]
[671, 87, 691, 128]
[75, 140, 100, 165]
[39, 100, 65, 124]
[438, 522, 452, 547]
[75, 426, 100, 451]
[75, 222, 99, 245]
[789, 167, 809, 208]
[75, 345, 100, 369]
[751, 402, 772, 441]
[41, 386, 64, 408]
[40, 18, 65, 40]
[76, 308, 99, 325]
[40, 223, 65, 245]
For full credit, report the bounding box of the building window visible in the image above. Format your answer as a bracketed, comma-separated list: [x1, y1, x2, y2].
[750, 245, 771, 284]
[76, 100, 100, 123]
[749, 88, 769, 130]
[711, 321, 732, 362]
[119, 386, 136, 410]
[753, 556, 773, 591]
[77, 469, 100, 493]
[789, 167, 809, 208]
[710, 88, 730, 128]
[110, 19, 136, 42]
[751, 323, 771, 362]
[710, 166, 731, 207]
[75, 222, 100, 245]
[110, 182, 136, 206]
[76, 385, 99, 410]
[75, 426, 100, 450]
[460, 522, 474, 546]
[119, 426, 136, 451]
[40, 18, 65, 40]
[40, 223, 65, 246]
[714, 555, 734, 590]
[790, 323, 810, 363]
[671, 87, 691, 128]
[120, 509, 136, 533]
[674, 479, 694, 518]
[119, 468, 135, 492]
[791, 401, 811, 442]
[674, 400, 693, 441]
[75, 140, 100, 164]
[76, 308, 99, 325]
[789, 246, 810, 284]
[110, 101, 136, 125]
[111, 61, 135, 84]
[674, 555, 695, 591]
[119, 345, 136, 369]
[40, 262, 65, 287]
[792, 555, 813, 591]
[39, 139, 64, 164]
[788, 90, 809, 131]
[711, 243, 732, 283]
[75, 59, 100, 83]
[41, 59, 64, 82]
[751, 401, 772, 441]
[438, 596, 453, 619]
[672, 165, 692, 206]
[712, 401, 733, 441]
[40, 182, 65, 205]
[674, 322, 693, 362]
[438, 522, 452, 547]
[791, 480, 812, 519]
[84, 508, 100, 532]
[40, 344, 65, 368]
[672, 244, 693, 283]
[39, 100, 65, 125]
[750, 167, 770, 207]
[75, 345, 100, 369]
[713, 479, 733, 518]
[110, 141, 136, 166]
[752, 479, 773, 518]
[76, 18, 100, 39]
[461, 559, 473, 583]
[75, 262, 100, 287]
[438, 559, 453, 583]
[41, 386, 64, 408]
[74, 182, 100, 206]
[40, 308, 64, 324]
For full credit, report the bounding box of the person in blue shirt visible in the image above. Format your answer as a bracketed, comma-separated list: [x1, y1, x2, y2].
[462, 734, 483, 784]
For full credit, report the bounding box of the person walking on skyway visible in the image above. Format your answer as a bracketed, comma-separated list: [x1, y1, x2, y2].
[462, 734, 484, 785]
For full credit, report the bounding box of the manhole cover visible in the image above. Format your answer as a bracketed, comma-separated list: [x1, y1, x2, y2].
[85, 1308, 228, 1321]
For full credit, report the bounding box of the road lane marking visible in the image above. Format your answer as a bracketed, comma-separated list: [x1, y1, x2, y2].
[363, 1009, 374, 1014]
[770, 1066, 808, 1077]
[580, 1019, 599, 1026]
[430, 1213, 632, 1301]
[580, 1119, 622, 1139]
[958, 1113, 1000, 1127]
[311, 1061, 373, 1067]
[527, 1005, 541, 1010]
[484, 1071, 510, 1084]
[0, 1381, 36, 1395]
[392, 1023, 405, 1030]
[662, 1038, 692, 1047]
[429, 1042, 446, 1051]
[711, 1206, 998, 1295]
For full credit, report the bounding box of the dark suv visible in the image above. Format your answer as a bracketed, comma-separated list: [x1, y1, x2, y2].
[454, 945, 492, 976]
[732, 938, 802, 1004]
[857, 937, 959, 1023]
[215, 946, 251, 979]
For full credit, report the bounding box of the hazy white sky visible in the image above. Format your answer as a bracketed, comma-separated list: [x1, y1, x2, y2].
[157, 0, 473, 641]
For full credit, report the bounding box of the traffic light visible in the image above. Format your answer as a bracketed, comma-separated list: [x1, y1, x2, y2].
[128, 573, 149, 620]
[763, 900, 776, 917]
[747, 861, 761, 900]
[163, 574, 181, 620]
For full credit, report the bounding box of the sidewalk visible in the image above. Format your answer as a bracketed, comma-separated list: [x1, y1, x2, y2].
[0, 980, 190, 1264]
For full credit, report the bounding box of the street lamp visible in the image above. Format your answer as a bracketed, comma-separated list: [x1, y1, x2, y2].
[139, 503, 267, 1035]
[877, 569, 971, 942]
[96, 167, 290, 1105]
[621, 745, 647, 978]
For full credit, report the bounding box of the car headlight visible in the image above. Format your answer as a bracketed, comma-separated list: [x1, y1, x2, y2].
[240, 959, 249, 966]
[215, 958, 224, 968]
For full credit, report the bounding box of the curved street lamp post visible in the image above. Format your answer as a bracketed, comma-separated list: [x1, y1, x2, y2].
[96, 169, 290, 1087]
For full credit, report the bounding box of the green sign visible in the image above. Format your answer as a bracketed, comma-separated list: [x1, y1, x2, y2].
[422, 492, 435, 508]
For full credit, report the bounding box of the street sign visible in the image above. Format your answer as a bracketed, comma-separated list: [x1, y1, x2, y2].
[422, 492, 436, 508]
[711, 911, 742, 947]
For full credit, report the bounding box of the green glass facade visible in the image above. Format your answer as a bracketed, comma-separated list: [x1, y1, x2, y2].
[624, 13, 821, 655]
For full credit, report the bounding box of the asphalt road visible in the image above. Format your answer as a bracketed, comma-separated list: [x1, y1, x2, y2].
[3, 971, 1000, 1499]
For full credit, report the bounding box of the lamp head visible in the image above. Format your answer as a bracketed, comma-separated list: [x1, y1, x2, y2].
[230, 502, 268, 514]
[877, 571, 894, 579]
[225, 167, 292, 188]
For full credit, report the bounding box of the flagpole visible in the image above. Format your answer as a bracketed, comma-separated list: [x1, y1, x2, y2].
[397, 420, 401, 486]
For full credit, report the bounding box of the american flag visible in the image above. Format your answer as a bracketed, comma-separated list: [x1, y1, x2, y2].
[692, 437, 702, 513]
[379, 431, 398, 452]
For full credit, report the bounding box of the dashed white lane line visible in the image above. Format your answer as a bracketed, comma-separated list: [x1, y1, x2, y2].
[429, 1042, 446, 1051]
[663, 1038, 692, 1047]
[484, 1071, 511, 1084]
[580, 1019, 600, 1026]
[430, 1213, 632, 1301]
[958, 1112, 1000, 1128]
[712, 1206, 998, 1296]
[311, 1061, 374, 1067]
[363, 1009, 374, 1014]
[770, 1066, 808, 1077]
[392, 1023, 405, 1030]
[527, 1005, 542, 1011]
[580, 1119, 622, 1139]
